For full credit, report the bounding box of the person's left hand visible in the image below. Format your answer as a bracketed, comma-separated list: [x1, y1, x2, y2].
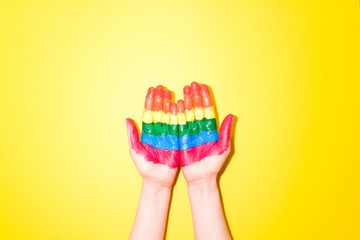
[177, 82, 234, 184]
[126, 85, 179, 188]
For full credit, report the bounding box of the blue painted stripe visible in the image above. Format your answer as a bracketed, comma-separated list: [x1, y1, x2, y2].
[140, 131, 179, 151]
[179, 130, 219, 150]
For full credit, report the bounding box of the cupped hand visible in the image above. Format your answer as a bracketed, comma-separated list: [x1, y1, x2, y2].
[177, 82, 234, 184]
[126, 85, 179, 188]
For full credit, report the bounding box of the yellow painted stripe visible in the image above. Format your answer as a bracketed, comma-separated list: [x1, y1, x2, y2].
[170, 114, 177, 125]
[142, 110, 153, 124]
[204, 106, 216, 119]
[178, 113, 186, 125]
[153, 111, 163, 123]
[143, 110, 178, 124]
[143, 107, 215, 124]
[194, 107, 204, 121]
[185, 110, 195, 122]
[162, 112, 170, 124]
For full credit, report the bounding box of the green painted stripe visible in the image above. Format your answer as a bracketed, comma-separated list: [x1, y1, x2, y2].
[179, 118, 217, 137]
[142, 122, 179, 136]
[142, 118, 217, 137]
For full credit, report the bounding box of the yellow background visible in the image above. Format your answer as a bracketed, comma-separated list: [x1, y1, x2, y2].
[1, 1, 359, 239]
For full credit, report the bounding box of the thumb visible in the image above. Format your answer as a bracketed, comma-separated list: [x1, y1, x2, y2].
[126, 118, 141, 152]
[217, 114, 234, 150]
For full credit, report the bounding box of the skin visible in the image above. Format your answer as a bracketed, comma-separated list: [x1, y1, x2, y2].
[127, 83, 234, 240]
[126, 85, 179, 240]
[132, 85, 179, 168]
[178, 82, 233, 180]
[179, 82, 234, 240]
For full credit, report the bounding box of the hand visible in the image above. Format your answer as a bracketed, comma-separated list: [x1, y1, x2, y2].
[177, 82, 234, 184]
[127, 83, 234, 240]
[126, 85, 179, 188]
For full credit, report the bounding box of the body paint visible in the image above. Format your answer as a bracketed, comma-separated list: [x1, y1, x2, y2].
[142, 148, 179, 168]
[144, 87, 155, 111]
[179, 82, 233, 167]
[153, 86, 164, 123]
[141, 120, 179, 152]
[142, 110, 179, 124]
[191, 83, 203, 109]
[177, 100, 187, 125]
[142, 122, 179, 136]
[204, 106, 216, 119]
[140, 86, 180, 168]
[126, 118, 179, 168]
[180, 114, 233, 167]
[179, 130, 219, 150]
[141, 132, 179, 150]
[178, 118, 217, 137]
[128, 83, 233, 169]
[179, 83, 220, 166]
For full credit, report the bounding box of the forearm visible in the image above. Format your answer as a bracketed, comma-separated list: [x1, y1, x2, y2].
[187, 177, 232, 240]
[130, 180, 172, 240]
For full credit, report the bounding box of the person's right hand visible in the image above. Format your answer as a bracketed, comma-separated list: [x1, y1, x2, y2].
[126, 85, 179, 188]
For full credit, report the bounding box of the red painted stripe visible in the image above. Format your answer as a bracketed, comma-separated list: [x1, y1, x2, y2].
[200, 84, 213, 108]
[180, 141, 226, 167]
[177, 99, 185, 113]
[184, 85, 193, 111]
[163, 90, 171, 114]
[154, 85, 164, 111]
[171, 103, 177, 115]
[191, 82, 202, 108]
[141, 143, 180, 168]
[144, 87, 155, 111]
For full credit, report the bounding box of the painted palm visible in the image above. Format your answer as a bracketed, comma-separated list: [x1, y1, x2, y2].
[126, 82, 233, 184]
[126, 85, 179, 188]
[177, 82, 233, 182]
[139, 85, 179, 168]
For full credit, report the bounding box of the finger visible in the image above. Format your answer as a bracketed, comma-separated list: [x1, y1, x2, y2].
[126, 118, 143, 152]
[170, 103, 178, 125]
[200, 84, 216, 119]
[217, 114, 234, 150]
[142, 87, 155, 124]
[177, 99, 186, 125]
[169, 103, 179, 136]
[191, 82, 204, 120]
[184, 85, 195, 122]
[162, 89, 171, 124]
[154, 85, 164, 123]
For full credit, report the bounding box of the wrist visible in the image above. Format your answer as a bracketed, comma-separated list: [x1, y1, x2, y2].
[187, 177, 218, 194]
[142, 179, 173, 195]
